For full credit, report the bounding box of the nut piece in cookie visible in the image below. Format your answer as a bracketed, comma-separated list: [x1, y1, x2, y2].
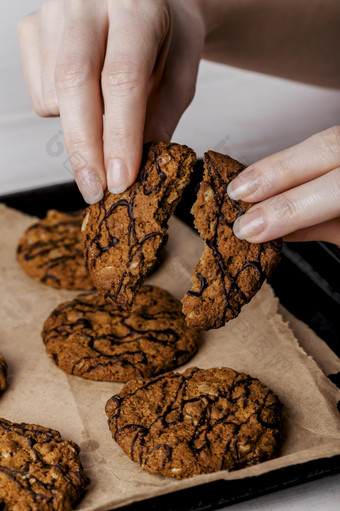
[182, 151, 282, 330]
[105, 367, 282, 479]
[82, 142, 196, 310]
[42, 285, 199, 382]
[0, 418, 89, 510]
[0, 354, 7, 396]
[17, 210, 93, 290]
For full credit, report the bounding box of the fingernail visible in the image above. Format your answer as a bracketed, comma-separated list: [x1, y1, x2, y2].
[107, 158, 129, 194]
[227, 167, 258, 200]
[233, 209, 267, 240]
[76, 169, 104, 204]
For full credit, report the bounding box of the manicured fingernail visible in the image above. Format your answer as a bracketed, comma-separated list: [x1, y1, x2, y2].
[233, 209, 267, 240]
[227, 167, 258, 200]
[107, 158, 129, 194]
[76, 169, 103, 204]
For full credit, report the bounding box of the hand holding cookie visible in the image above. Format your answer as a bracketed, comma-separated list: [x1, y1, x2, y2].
[18, 1, 339, 245]
[17, 0, 204, 203]
[227, 127, 340, 245]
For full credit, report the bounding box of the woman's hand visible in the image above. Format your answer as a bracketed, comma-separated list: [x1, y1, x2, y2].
[227, 127, 340, 245]
[17, 0, 205, 203]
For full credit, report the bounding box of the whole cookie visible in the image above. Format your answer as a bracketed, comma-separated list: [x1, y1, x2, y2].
[0, 418, 89, 510]
[182, 151, 282, 330]
[105, 367, 282, 479]
[0, 354, 7, 396]
[17, 210, 93, 290]
[42, 285, 199, 382]
[82, 142, 196, 310]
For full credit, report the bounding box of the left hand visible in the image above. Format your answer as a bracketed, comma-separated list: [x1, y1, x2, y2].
[17, 0, 205, 203]
[227, 127, 340, 245]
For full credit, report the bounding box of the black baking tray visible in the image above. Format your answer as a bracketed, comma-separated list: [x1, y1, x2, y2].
[1, 159, 340, 510]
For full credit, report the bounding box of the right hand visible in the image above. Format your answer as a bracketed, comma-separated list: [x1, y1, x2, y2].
[18, 0, 205, 203]
[227, 127, 340, 245]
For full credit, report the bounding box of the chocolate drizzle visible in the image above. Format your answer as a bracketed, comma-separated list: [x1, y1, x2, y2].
[106, 367, 282, 479]
[83, 142, 196, 308]
[187, 273, 208, 297]
[42, 286, 199, 382]
[183, 151, 282, 329]
[0, 418, 89, 508]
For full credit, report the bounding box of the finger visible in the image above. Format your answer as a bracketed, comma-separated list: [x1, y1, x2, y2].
[227, 126, 340, 202]
[283, 217, 340, 244]
[17, 13, 46, 116]
[39, 0, 64, 116]
[55, 5, 107, 204]
[233, 167, 340, 242]
[103, 2, 169, 193]
[144, 38, 200, 142]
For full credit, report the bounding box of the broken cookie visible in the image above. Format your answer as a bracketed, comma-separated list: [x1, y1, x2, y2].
[182, 151, 281, 330]
[82, 142, 196, 310]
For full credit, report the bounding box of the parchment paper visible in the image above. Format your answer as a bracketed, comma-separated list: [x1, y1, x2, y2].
[0, 203, 339, 511]
[278, 304, 340, 378]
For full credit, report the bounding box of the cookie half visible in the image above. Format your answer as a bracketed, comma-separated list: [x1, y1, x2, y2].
[17, 210, 93, 290]
[0, 418, 89, 510]
[105, 367, 282, 479]
[0, 354, 7, 396]
[182, 151, 282, 330]
[82, 142, 196, 310]
[42, 285, 199, 382]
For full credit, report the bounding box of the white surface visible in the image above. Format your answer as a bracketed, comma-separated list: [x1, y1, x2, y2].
[0, 2, 340, 510]
[1, 2, 340, 195]
[2, 61, 340, 195]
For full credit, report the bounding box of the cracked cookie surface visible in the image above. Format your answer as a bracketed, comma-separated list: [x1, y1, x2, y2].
[105, 367, 282, 479]
[82, 142, 196, 310]
[182, 151, 282, 330]
[17, 210, 93, 290]
[0, 418, 89, 510]
[42, 285, 199, 382]
[0, 354, 7, 396]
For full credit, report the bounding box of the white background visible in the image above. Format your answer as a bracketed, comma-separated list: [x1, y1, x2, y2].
[1, 1, 340, 196]
[0, 2, 339, 510]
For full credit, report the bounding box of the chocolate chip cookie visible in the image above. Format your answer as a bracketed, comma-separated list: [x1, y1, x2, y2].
[0, 354, 7, 396]
[42, 285, 199, 382]
[182, 151, 282, 330]
[82, 142, 196, 310]
[0, 418, 89, 510]
[105, 366, 282, 479]
[17, 210, 93, 290]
